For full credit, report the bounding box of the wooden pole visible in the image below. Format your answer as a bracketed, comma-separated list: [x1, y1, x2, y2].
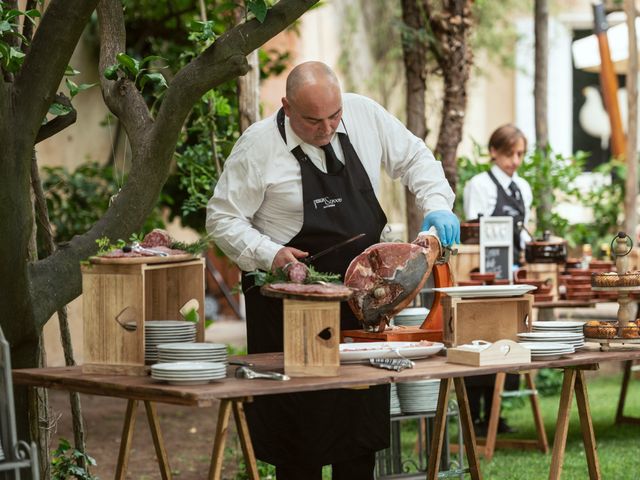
[593, 2, 627, 159]
[625, 0, 638, 240]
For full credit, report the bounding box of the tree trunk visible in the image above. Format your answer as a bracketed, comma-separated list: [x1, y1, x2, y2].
[0, 0, 320, 447]
[534, 0, 552, 233]
[238, 50, 260, 132]
[625, 0, 638, 239]
[428, 0, 473, 195]
[401, 0, 429, 240]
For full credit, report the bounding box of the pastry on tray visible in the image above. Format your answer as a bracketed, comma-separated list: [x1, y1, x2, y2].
[620, 322, 640, 338]
[591, 271, 640, 288]
[583, 320, 617, 338]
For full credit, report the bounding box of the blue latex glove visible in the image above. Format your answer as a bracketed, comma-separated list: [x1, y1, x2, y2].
[422, 210, 460, 246]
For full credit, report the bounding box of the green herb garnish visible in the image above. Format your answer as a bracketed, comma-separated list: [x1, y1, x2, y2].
[170, 235, 211, 255]
[248, 264, 341, 286]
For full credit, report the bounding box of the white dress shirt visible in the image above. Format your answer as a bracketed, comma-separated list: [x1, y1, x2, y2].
[206, 93, 455, 272]
[463, 164, 533, 246]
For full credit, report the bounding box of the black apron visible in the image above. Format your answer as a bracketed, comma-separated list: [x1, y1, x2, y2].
[487, 170, 526, 267]
[242, 109, 390, 467]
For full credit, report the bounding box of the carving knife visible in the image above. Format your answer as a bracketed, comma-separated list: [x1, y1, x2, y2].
[302, 233, 366, 264]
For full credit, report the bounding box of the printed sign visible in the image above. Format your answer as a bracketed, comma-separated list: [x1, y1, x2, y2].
[480, 216, 513, 281]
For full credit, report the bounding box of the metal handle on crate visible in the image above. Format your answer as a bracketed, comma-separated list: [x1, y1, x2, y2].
[115, 307, 138, 332]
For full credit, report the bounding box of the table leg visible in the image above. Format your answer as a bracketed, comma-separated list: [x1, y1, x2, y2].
[231, 401, 259, 480]
[208, 399, 233, 480]
[525, 372, 549, 454]
[615, 360, 632, 424]
[143, 401, 172, 480]
[426, 378, 451, 480]
[574, 370, 601, 479]
[115, 400, 138, 480]
[549, 368, 576, 480]
[453, 377, 482, 480]
[483, 372, 506, 460]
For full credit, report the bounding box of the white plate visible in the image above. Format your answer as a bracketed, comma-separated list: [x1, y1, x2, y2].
[433, 284, 536, 298]
[517, 332, 583, 340]
[531, 321, 586, 329]
[339, 341, 444, 363]
[518, 342, 575, 352]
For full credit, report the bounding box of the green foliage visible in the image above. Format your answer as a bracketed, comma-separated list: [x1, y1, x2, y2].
[0, 2, 39, 73]
[51, 438, 98, 480]
[41, 162, 165, 245]
[103, 52, 168, 93]
[247, 265, 342, 286]
[456, 144, 622, 253]
[534, 368, 563, 396]
[518, 146, 588, 240]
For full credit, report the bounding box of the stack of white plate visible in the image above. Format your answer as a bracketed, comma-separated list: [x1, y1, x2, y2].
[397, 380, 440, 414]
[392, 307, 428, 327]
[532, 321, 585, 334]
[144, 321, 197, 363]
[151, 361, 226, 385]
[156, 342, 228, 364]
[390, 383, 401, 415]
[518, 342, 575, 361]
[0, 438, 4, 461]
[517, 331, 584, 349]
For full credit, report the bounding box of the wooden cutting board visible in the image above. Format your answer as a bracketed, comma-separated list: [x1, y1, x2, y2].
[89, 253, 196, 265]
[260, 284, 352, 302]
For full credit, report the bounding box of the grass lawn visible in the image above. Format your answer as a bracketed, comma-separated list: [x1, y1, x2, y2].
[478, 371, 640, 479]
[388, 370, 640, 479]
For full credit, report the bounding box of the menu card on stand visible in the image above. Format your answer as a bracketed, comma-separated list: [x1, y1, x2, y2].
[480, 216, 513, 281]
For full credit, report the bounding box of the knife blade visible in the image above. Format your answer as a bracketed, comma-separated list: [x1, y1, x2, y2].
[302, 233, 366, 264]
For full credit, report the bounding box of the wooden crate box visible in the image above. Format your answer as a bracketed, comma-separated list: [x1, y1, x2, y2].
[442, 294, 533, 347]
[283, 299, 340, 377]
[81, 259, 205, 375]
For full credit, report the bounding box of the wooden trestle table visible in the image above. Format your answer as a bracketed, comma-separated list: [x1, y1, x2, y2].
[13, 347, 640, 480]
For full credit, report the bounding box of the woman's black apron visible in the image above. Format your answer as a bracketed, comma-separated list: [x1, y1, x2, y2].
[487, 170, 526, 267]
[466, 171, 525, 392]
[241, 109, 390, 467]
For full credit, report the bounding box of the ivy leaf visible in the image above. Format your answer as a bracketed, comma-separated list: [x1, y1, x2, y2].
[247, 0, 268, 23]
[0, 20, 11, 33]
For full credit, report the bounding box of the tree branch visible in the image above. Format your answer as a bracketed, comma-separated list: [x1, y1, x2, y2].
[155, 0, 319, 148]
[29, 0, 320, 325]
[35, 94, 77, 143]
[13, 0, 99, 140]
[97, 0, 153, 149]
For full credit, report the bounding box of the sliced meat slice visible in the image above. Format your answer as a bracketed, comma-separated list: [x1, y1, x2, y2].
[141, 228, 172, 248]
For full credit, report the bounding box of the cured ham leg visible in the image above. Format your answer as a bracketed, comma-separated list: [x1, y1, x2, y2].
[345, 232, 441, 332]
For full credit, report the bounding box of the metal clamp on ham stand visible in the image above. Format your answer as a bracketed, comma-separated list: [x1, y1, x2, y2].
[341, 233, 454, 344]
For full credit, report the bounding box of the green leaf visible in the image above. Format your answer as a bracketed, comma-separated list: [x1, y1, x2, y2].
[140, 72, 167, 91]
[103, 64, 119, 80]
[140, 54, 166, 66]
[65, 65, 80, 76]
[116, 52, 139, 77]
[66, 78, 97, 98]
[48, 102, 73, 116]
[247, 0, 268, 23]
[0, 20, 11, 32]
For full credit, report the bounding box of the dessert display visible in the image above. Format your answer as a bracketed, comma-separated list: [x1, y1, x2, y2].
[583, 320, 617, 339]
[583, 233, 640, 347]
[591, 271, 640, 288]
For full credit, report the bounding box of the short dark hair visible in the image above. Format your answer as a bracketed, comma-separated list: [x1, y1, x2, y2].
[488, 124, 527, 159]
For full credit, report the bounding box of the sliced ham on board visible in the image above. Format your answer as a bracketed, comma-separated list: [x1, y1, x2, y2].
[344, 232, 441, 332]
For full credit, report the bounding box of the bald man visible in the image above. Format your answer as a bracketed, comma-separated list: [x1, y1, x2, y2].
[207, 61, 457, 478]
